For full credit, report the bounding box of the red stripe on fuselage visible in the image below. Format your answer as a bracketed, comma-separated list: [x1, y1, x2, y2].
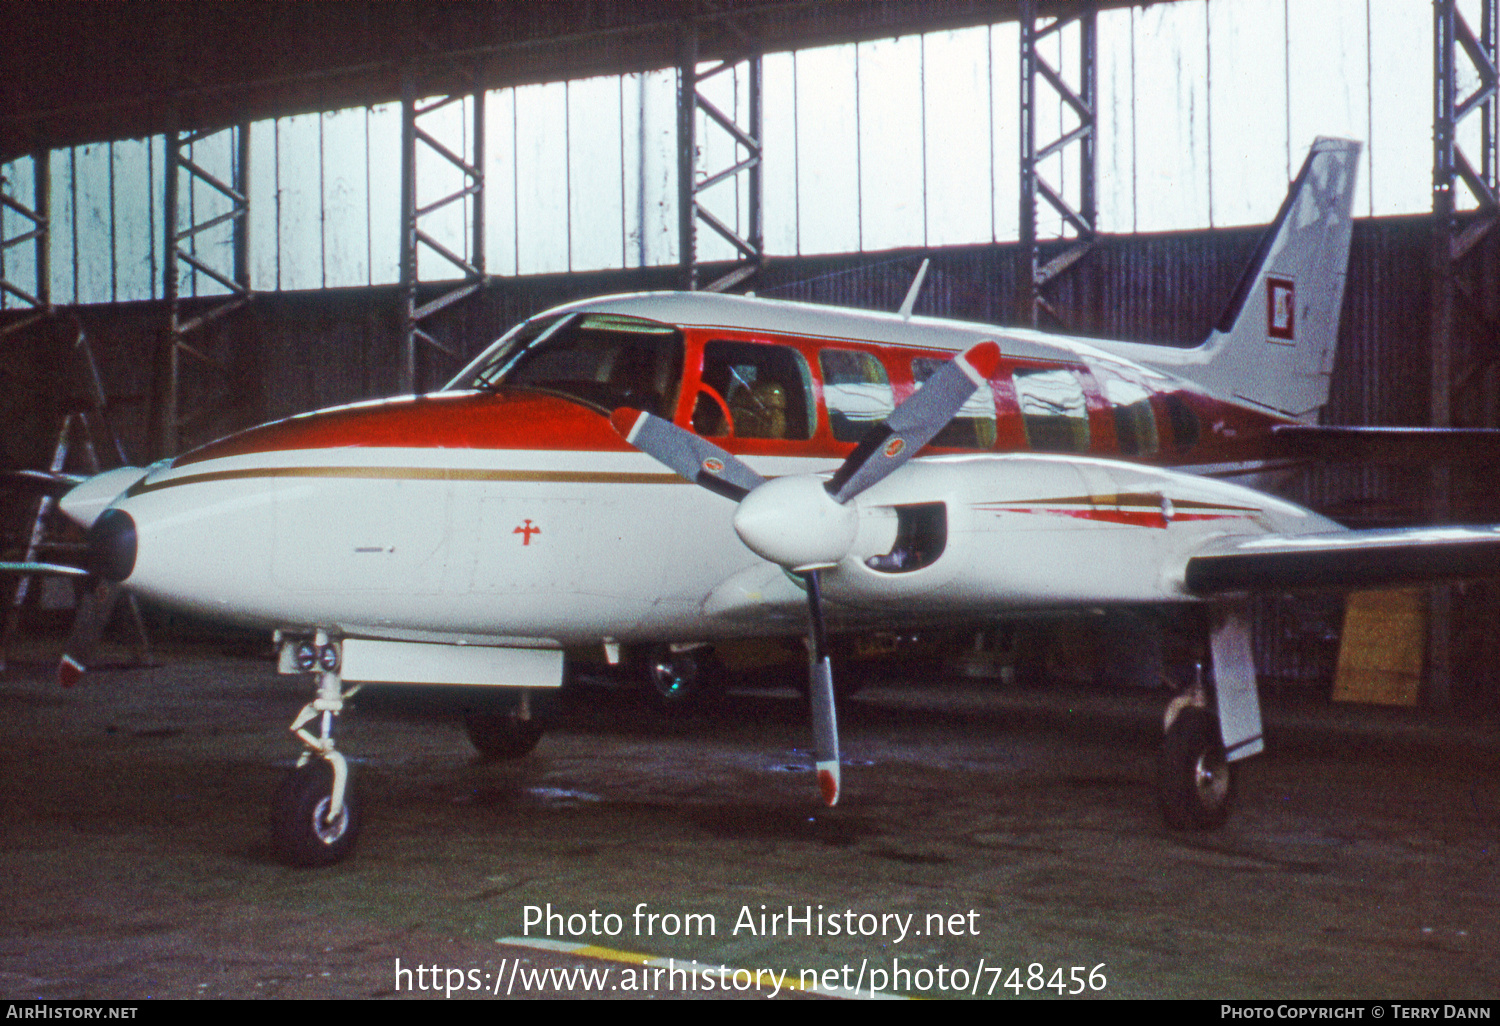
[174, 390, 638, 467]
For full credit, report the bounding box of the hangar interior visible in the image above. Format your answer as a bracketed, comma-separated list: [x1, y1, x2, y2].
[2, 0, 1498, 708]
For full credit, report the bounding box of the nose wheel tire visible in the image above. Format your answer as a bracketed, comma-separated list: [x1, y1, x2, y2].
[271, 759, 361, 867]
[1158, 707, 1235, 830]
[464, 711, 545, 761]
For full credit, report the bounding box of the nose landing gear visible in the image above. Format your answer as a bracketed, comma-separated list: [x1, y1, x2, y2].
[273, 632, 363, 867]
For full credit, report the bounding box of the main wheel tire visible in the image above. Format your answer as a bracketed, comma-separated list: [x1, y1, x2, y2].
[1158, 706, 1235, 830]
[641, 646, 716, 712]
[271, 760, 361, 868]
[464, 710, 545, 761]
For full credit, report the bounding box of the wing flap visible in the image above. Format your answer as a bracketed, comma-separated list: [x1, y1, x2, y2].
[1185, 526, 1500, 595]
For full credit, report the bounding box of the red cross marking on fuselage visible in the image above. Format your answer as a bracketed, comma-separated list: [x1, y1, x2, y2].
[514, 519, 540, 545]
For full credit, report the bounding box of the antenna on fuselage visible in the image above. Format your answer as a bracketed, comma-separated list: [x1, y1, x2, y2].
[898, 258, 930, 321]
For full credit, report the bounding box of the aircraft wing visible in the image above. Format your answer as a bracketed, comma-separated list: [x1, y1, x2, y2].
[1184, 525, 1500, 595]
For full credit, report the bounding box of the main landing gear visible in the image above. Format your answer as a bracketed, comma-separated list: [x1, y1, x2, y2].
[273, 632, 362, 867]
[1157, 655, 1236, 831]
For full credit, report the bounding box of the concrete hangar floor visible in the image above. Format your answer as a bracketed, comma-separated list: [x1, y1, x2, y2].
[0, 640, 1495, 1000]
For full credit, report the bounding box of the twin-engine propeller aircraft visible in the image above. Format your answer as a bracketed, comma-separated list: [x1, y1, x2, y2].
[9, 137, 1500, 867]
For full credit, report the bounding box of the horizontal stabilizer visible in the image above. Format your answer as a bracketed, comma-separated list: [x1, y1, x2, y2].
[1186, 526, 1500, 594]
[1269, 425, 1500, 464]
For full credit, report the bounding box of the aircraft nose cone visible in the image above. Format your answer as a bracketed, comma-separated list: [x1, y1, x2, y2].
[733, 476, 859, 570]
[87, 508, 137, 582]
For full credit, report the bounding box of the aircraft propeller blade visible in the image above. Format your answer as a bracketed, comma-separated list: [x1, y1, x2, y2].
[825, 340, 1001, 504]
[801, 568, 840, 805]
[610, 407, 765, 500]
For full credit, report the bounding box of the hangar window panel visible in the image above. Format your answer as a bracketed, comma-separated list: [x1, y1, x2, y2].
[1367, 0, 1431, 216]
[761, 53, 799, 256]
[72, 144, 114, 305]
[913, 356, 997, 449]
[1130, 1, 1210, 233]
[1206, 0, 1290, 228]
[925, 27, 994, 248]
[1286, 0, 1371, 218]
[989, 21, 1021, 242]
[857, 35, 925, 252]
[568, 76, 626, 272]
[248, 120, 279, 291]
[109, 138, 159, 303]
[514, 82, 571, 275]
[45, 153, 74, 304]
[484, 90, 519, 277]
[276, 114, 324, 292]
[1, 157, 39, 308]
[366, 103, 403, 285]
[820, 348, 895, 442]
[1014, 366, 1090, 453]
[414, 94, 474, 283]
[794, 45, 860, 255]
[618, 69, 679, 269]
[1095, 9, 1135, 234]
[319, 107, 372, 289]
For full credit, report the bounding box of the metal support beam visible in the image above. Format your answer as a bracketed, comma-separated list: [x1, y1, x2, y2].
[677, 15, 763, 293]
[1019, 0, 1097, 328]
[399, 72, 486, 395]
[158, 124, 251, 458]
[0, 149, 49, 332]
[1429, 0, 1498, 708]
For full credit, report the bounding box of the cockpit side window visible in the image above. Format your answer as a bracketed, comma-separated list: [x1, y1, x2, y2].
[699, 340, 815, 440]
[455, 313, 683, 418]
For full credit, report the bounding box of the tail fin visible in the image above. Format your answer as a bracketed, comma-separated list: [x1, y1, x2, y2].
[1125, 138, 1361, 421]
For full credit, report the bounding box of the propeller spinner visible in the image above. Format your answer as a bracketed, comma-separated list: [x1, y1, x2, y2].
[613, 339, 1001, 807]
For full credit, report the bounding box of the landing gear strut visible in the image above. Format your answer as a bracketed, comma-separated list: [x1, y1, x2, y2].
[272, 632, 362, 867]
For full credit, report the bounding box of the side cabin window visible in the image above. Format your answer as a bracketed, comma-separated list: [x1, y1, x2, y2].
[696, 340, 815, 440]
[460, 313, 684, 419]
[1163, 393, 1200, 453]
[911, 357, 997, 449]
[1013, 366, 1091, 453]
[1098, 372, 1160, 456]
[819, 349, 895, 442]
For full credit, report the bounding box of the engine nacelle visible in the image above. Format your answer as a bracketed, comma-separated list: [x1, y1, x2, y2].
[821, 454, 1336, 611]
